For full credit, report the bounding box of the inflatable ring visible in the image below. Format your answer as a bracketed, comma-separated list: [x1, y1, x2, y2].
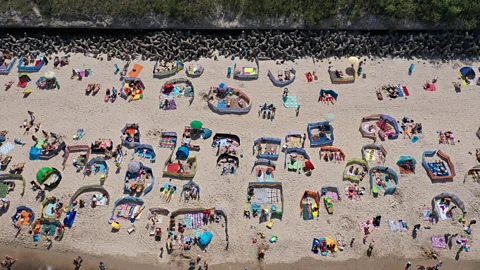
[269, 235, 278, 243]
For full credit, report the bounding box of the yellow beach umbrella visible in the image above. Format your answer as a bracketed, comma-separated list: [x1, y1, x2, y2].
[348, 57, 360, 65]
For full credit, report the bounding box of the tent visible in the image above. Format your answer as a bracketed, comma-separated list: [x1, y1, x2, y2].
[36, 74, 60, 90]
[124, 164, 154, 195]
[369, 166, 399, 195]
[233, 58, 260, 80]
[422, 150, 456, 181]
[153, 61, 184, 79]
[17, 56, 45, 72]
[361, 144, 387, 164]
[253, 137, 281, 161]
[29, 141, 66, 160]
[431, 192, 466, 223]
[68, 184, 110, 211]
[267, 68, 296, 87]
[176, 146, 189, 160]
[133, 144, 156, 162]
[36, 167, 62, 189]
[11, 206, 35, 226]
[199, 231, 213, 247]
[180, 180, 201, 200]
[0, 56, 17, 75]
[0, 174, 26, 197]
[212, 133, 241, 146]
[207, 86, 252, 115]
[396, 156, 416, 174]
[120, 123, 141, 148]
[307, 122, 334, 147]
[319, 89, 338, 101]
[111, 196, 144, 216]
[84, 157, 109, 178]
[359, 114, 400, 141]
[460, 66, 475, 79]
[343, 158, 369, 182]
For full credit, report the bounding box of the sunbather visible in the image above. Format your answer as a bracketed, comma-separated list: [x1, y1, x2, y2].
[335, 69, 343, 78]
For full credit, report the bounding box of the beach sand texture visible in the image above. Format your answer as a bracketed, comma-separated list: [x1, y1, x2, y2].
[0, 55, 479, 268]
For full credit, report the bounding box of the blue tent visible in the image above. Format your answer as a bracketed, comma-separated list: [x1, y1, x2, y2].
[396, 156, 416, 166]
[199, 231, 213, 247]
[176, 146, 189, 160]
[63, 211, 77, 228]
[319, 89, 338, 100]
[460, 67, 475, 79]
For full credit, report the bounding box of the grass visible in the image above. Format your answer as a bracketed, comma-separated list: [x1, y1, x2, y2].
[1, 0, 479, 28]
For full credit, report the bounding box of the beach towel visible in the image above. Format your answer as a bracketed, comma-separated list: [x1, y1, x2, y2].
[396, 86, 405, 97]
[387, 219, 408, 232]
[184, 215, 193, 229]
[0, 183, 9, 198]
[265, 172, 273, 182]
[425, 84, 437, 91]
[402, 86, 410, 96]
[303, 203, 313, 220]
[268, 188, 279, 204]
[128, 64, 144, 78]
[282, 96, 298, 108]
[17, 78, 29, 88]
[184, 87, 194, 97]
[0, 142, 14, 155]
[431, 235, 447, 249]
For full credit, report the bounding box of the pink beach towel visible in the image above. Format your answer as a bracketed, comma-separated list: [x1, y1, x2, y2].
[431, 235, 447, 249]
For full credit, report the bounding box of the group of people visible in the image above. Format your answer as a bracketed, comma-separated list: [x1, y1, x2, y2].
[376, 84, 401, 99]
[277, 69, 292, 81]
[438, 130, 455, 144]
[321, 150, 344, 163]
[319, 92, 335, 105]
[400, 117, 422, 139]
[154, 60, 177, 74]
[258, 103, 276, 119]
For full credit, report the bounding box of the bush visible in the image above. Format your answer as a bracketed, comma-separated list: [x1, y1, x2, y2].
[2, 0, 480, 28]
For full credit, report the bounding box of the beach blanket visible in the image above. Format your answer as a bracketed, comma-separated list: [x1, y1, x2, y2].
[163, 99, 177, 110]
[431, 235, 447, 249]
[186, 213, 202, 229]
[218, 100, 227, 109]
[282, 96, 298, 108]
[360, 219, 377, 234]
[268, 188, 279, 204]
[388, 219, 408, 232]
[0, 142, 14, 155]
[303, 203, 313, 220]
[402, 86, 410, 96]
[128, 64, 143, 78]
[253, 188, 268, 204]
[159, 136, 176, 149]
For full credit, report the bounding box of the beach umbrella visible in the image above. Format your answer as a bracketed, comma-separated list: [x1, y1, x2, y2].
[348, 57, 360, 65]
[44, 71, 56, 79]
[190, 120, 203, 129]
[127, 160, 141, 173]
[324, 113, 336, 122]
[218, 82, 227, 91]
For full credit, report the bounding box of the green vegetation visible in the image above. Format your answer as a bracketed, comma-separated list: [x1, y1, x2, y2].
[2, 0, 480, 28]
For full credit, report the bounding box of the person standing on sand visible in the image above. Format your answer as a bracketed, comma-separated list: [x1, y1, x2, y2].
[367, 239, 375, 253]
[405, 261, 412, 269]
[295, 105, 300, 117]
[99, 261, 106, 270]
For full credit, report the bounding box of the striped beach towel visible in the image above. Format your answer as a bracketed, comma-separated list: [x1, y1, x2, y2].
[159, 137, 176, 149]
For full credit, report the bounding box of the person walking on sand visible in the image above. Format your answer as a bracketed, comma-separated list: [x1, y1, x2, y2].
[295, 105, 300, 117]
[73, 256, 83, 268]
[433, 261, 442, 269]
[283, 88, 289, 97]
[99, 261, 106, 270]
[406, 261, 412, 269]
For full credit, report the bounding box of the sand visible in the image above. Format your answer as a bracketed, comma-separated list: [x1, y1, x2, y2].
[0, 54, 479, 269]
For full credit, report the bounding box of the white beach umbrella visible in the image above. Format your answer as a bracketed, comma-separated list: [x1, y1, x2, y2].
[127, 160, 141, 173]
[324, 113, 337, 122]
[348, 56, 360, 65]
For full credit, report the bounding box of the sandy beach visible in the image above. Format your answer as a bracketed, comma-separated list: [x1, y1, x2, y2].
[0, 53, 479, 269]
